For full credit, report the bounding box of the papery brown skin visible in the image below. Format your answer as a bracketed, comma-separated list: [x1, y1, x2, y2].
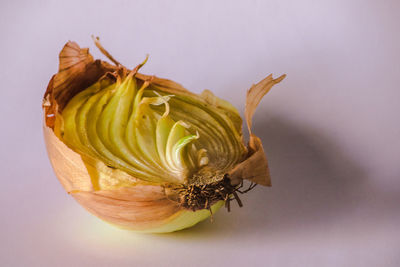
[42, 40, 285, 231]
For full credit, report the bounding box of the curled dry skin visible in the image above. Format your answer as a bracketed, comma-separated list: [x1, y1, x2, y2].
[42, 40, 285, 233]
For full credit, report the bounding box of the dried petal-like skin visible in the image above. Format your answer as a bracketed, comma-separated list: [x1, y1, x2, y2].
[44, 125, 94, 192]
[229, 74, 286, 186]
[43, 40, 285, 233]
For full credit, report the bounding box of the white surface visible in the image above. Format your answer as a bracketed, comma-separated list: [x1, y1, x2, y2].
[1, 0, 399, 266]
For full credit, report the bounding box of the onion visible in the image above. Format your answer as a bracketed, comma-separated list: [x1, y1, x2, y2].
[42, 37, 285, 233]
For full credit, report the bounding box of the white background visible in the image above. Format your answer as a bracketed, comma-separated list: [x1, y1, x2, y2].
[1, 0, 399, 266]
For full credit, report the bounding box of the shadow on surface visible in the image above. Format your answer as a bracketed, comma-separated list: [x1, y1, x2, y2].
[162, 115, 371, 240]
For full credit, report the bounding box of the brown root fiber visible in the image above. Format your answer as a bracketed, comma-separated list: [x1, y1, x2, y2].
[165, 176, 257, 213]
